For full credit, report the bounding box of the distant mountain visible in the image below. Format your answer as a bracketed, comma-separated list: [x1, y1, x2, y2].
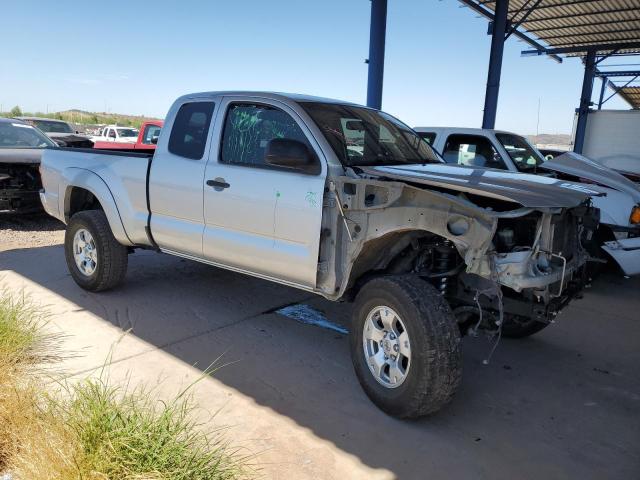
[526, 133, 572, 147]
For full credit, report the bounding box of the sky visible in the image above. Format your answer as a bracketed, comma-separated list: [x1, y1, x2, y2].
[0, 0, 633, 135]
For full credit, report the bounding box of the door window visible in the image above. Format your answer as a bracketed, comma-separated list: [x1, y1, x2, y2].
[220, 103, 311, 168]
[442, 134, 506, 169]
[168, 102, 215, 160]
[108, 129, 116, 139]
[142, 124, 161, 144]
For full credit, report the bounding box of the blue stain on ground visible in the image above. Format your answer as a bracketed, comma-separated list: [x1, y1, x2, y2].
[276, 304, 349, 335]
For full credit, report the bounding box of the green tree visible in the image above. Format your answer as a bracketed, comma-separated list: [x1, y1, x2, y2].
[9, 105, 22, 116]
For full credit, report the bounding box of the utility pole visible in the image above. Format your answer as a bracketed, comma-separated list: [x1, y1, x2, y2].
[536, 98, 541, 138]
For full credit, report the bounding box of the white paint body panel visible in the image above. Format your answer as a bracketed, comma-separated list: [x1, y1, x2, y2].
[580, 110, 640, 175]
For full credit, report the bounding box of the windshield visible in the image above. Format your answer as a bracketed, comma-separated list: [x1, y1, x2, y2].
[31, 119, 73, 134]
[300, 102, 441, 167]
[495, 133, 545, 171]
[116, 128, 138, 138]
[0, 121, 57, 148]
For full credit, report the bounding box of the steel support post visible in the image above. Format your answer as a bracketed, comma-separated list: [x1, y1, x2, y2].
[574, 49, 597, 154]
[366, 0, 388, 109]
[482, 0, 509, 129]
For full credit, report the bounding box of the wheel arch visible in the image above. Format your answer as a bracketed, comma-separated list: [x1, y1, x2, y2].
[342, 229, 454, 301]
[61, 168, 133, 246]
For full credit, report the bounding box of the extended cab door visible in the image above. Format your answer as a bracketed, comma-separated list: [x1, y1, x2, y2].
[201, 97, 327, 288]
[148, 98, 218, 257]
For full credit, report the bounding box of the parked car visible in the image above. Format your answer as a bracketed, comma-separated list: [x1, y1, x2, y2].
[91, 125, 139, 144]
[415, 127, 640, 276]
[17, 116, 94, 148]
[40, 92, 600, 418]
[0, 118, 57, 213]
[93, 121, 163, 151]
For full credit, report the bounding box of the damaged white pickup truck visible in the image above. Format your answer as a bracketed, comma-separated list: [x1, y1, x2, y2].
[40, 92, 600, 418]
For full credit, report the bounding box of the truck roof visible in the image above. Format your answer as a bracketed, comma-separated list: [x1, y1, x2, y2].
[414, 126, 518, 136]
[176, 91, 360, 107]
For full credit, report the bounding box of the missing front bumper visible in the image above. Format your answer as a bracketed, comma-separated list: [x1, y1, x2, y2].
[0, 189, 42, 214]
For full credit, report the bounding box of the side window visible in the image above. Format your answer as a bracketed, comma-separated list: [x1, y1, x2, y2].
[108, 129, 116, 139]
[220, 103, 310, 168]
[142, 124, 161, 144]
[417, 132, 436, 145]
[442, 134, 506, 169]
[168, 102, 215, 160]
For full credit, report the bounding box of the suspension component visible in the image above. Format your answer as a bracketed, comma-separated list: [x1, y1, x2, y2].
[433, 240, 456, 296]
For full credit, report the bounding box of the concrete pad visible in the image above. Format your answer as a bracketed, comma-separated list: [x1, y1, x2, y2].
[1, 244, 639, 479]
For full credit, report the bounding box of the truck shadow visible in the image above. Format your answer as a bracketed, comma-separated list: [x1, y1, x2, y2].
[2, 245, 639, 479]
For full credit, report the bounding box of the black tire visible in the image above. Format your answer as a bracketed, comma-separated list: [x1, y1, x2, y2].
[65, 210, 128, 292]
[501, 317, 549, 338]
[350, 275, 462, 419]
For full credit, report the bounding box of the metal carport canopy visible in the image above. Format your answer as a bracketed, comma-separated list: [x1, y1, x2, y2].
[617, 86, 640, 107]
[456, 0, 640, 153]
[364, 1, 640, 148]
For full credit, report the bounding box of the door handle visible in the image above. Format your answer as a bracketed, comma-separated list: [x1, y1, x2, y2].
[206, 178, 230, 191]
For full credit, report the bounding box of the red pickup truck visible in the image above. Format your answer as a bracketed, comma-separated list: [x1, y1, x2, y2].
[93, 120, 163, 151]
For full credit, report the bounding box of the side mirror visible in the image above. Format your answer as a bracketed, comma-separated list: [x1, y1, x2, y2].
[150, 136, 159, 145]
[265, 138, 317, 173]
[54, 139, 67, 147]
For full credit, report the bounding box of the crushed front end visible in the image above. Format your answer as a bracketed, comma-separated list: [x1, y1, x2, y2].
[0, 163, 43, 213]
[446, 202, 599, 331]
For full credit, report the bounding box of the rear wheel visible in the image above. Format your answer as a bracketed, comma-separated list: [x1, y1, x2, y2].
[350, 275, 462, 419]
[65, 210, 128, 292]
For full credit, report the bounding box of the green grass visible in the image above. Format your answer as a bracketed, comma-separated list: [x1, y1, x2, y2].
[0, 287, 56, 377]
[62, 379, 247, 480]
[0, 288, 249, 479]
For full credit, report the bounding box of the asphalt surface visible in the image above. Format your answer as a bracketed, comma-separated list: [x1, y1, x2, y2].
[1, 218, 639, 479]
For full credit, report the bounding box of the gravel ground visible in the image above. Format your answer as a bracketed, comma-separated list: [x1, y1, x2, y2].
[0, 213, 64, 252]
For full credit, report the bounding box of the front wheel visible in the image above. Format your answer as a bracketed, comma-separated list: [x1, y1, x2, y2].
[65, 210, 128, 292]
[350, 275, 462, 419]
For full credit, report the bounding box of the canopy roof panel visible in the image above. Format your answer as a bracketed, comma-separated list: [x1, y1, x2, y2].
[618, 85, 640, 107]
[463, 0, 640, 57]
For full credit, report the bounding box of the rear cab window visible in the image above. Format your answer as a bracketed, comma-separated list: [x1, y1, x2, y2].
[442, 134, 507, 170]
[168, 102, 215, 159]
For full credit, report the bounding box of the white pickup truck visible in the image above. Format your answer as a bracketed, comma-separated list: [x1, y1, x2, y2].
[40, 92, 599, 418]
[91, 125, 140, 144]
[415, 127, 640, 276]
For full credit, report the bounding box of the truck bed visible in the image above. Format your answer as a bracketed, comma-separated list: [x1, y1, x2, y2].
[39, 147, 154, 247]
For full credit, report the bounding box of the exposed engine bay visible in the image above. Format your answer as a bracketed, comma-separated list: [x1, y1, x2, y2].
[315, 171, 599, 346]
[0, 163, 42, 213]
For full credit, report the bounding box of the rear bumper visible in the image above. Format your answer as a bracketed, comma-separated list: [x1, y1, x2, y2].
[602, 236, 640, 276]
[0, 189, 42, 214]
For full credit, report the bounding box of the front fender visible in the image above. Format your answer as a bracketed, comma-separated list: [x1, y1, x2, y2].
[60, 167, 133, 246]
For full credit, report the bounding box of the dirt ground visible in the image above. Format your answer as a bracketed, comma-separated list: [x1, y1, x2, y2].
[1, 215, 639, 479]
[0, 213, 64, 251]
